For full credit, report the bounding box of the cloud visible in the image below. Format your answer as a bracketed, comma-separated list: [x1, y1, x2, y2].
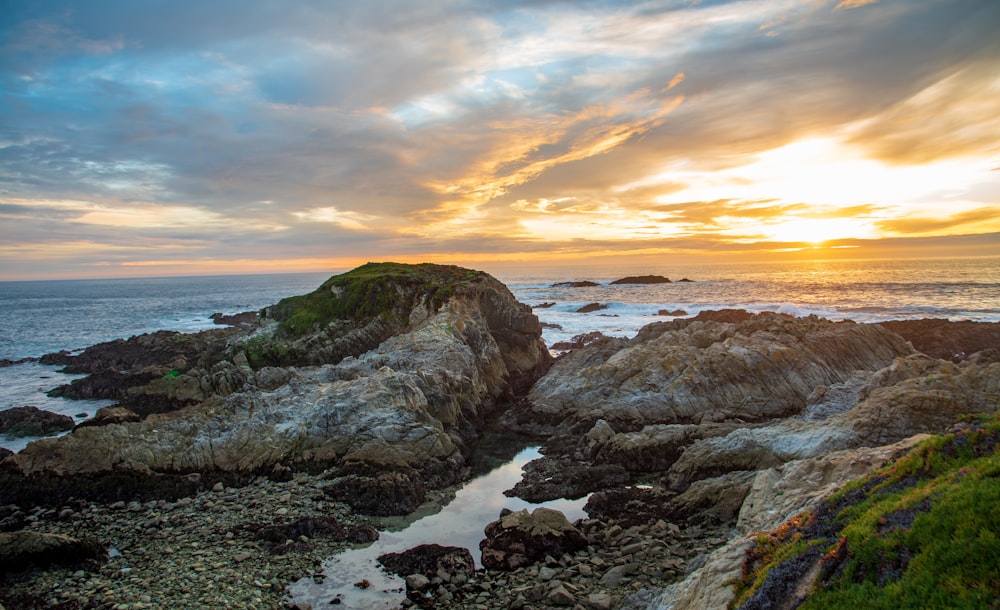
[876, 207, 1000, 236]
[1, 0, 999, 278]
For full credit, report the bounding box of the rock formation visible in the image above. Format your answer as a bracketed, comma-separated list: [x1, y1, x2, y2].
[479, 507, 589, 571]
[526, 313, 913, 430]
[1, 263, 551, 511]
[0, 407, 74, 437]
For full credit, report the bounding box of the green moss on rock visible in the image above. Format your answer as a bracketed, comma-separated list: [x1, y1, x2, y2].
[733, 413, 1000, 609]
[268, 262, 489, 337]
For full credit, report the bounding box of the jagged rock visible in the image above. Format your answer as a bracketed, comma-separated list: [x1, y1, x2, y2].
[210, 311, 259, 327]
[878, 318, 1000, 361]
[647, 433, 957, 610]
[596, 423, 740, 471]
[657, 309, 687, 317]
[480, 508, 588, 571]
[0, 406, 74, 437]
[0, 530, 106, 575]
[528, 313, 913, 430]
[663, 471, 756, 525]
[551, 331, 613, 351]
[74, 406, 140, 429]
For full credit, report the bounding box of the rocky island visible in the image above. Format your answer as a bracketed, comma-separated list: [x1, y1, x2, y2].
[1, 263, 998, 610]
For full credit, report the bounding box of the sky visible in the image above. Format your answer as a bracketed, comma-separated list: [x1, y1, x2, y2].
[1, 0, 999, 280]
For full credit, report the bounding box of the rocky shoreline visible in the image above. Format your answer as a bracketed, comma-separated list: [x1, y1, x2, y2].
[2, 262, 998, 609]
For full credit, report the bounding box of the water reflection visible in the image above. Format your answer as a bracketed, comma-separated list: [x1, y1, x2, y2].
[287, 445, 588, 609]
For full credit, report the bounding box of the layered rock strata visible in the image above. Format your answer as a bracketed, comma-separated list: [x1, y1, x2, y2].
[2, 263, 551, 510]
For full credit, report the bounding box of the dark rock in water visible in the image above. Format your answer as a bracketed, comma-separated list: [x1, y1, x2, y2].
[610, 275, 670, 285]
[0, 357, 35, 368]
[0, 406, 74, 437]
[533, 302, 557, 309]
[678, 278, 694, 282]
[479, 507, 588, 571]
[210, 311, 260, 327]
[38, 350, 73, 366]
[575, 303, 608, 313]
[541, 322, 563, 330]
[552, 281, 599, 288]
[658, 309, 688, 317]
[378, 543, 475, 580]
[878, 318, 1000, 361]
[75, 406, 141, 429]
[505, 456, 628, 502]
[325, 471, 427, 517]
[0, 530, 106, 575]
[241, 517, 378, 555]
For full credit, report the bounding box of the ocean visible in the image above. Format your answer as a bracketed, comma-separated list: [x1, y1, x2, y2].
[2, 256, 999, 451]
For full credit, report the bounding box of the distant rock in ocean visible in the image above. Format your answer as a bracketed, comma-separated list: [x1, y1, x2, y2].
[551, 281, 599, 288]
[610, 275, 671, 284]
[575, 303, 608, 313]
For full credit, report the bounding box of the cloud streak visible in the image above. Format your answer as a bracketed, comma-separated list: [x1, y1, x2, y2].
[1, 0, 998, 279]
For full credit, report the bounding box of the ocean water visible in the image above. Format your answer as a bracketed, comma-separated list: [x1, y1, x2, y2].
[1, 256, 998, 451]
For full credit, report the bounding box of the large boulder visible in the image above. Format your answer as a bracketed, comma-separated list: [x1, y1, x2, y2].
[479, 508, 588, 571]
[526, 313, 912, 429]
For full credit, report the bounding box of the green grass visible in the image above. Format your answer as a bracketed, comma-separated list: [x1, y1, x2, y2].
[733, 413, 1000, 609]
[268, 262, 488, 337]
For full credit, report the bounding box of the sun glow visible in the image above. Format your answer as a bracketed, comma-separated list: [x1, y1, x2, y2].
[764, 217, 875, 245]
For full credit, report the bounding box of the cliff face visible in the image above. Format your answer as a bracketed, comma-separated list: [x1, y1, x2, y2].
[3, 264, 550, 507]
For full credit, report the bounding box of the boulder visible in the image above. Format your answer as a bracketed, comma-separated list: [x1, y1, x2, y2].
[0, 530, 105, 575]
[74, 406, 141, 429]
[480, 508, 588, 570]
[0, 406, 74, 437]
[378, 543, 475, 581]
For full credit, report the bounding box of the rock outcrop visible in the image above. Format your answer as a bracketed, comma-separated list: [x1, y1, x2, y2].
[0, 407, 74, 438]
[526, 313, 913, 430]
[1, 264, 551, 509]
[879, 318, 1000, 361]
